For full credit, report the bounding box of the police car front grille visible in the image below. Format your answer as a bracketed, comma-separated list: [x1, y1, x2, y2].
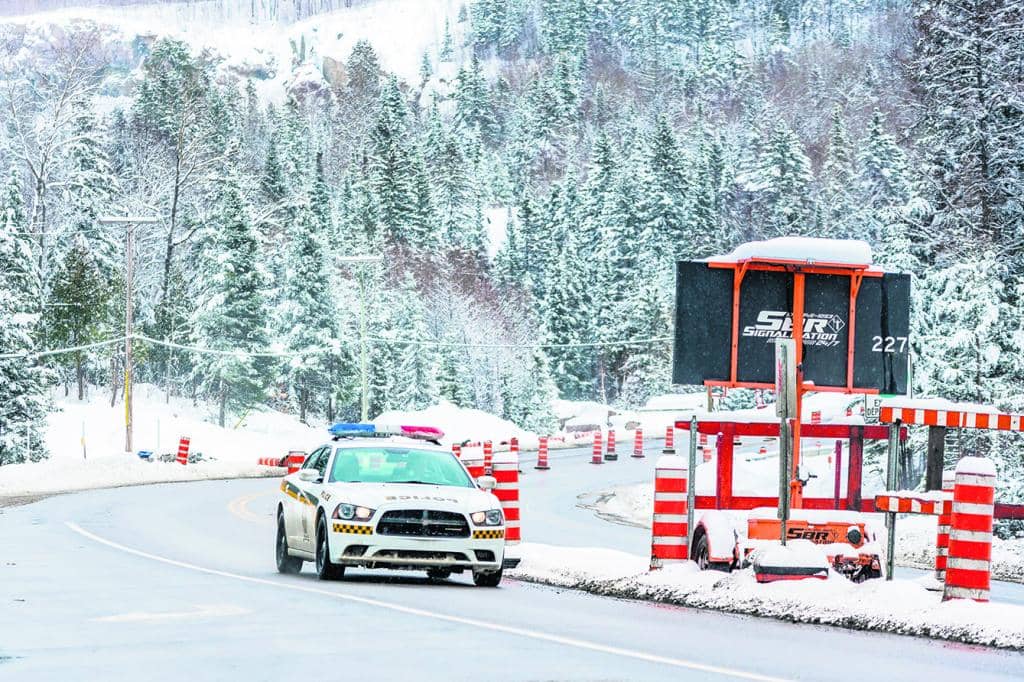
[376, 510, 470, 538]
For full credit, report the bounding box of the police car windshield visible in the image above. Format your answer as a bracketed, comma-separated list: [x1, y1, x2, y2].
[328, 447, 474, 487]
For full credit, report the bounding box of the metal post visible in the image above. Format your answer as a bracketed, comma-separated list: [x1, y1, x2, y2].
[687, 416, 697, 549]
[358, 271, 368, 422]
[885, 420, 901, 580]
[336, 255, 382, 423]
[99, 215, 159, 455]
[124, 222, 134, 454]
[779, 418, 791, 545]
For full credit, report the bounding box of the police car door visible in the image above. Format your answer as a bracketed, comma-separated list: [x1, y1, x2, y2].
[295, 447, 330, 552]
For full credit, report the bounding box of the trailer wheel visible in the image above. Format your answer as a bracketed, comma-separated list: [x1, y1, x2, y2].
[694, 530, 733, 573]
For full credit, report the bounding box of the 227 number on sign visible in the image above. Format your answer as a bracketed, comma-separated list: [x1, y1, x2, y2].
[871, 336, 908, 353]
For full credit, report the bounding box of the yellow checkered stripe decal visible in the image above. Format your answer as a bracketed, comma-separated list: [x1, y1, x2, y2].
[333, 523, 373, 535]
[472, 529, 505, 540]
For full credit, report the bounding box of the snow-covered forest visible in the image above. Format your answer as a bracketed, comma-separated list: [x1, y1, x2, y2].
[0, 0, 1022, 498]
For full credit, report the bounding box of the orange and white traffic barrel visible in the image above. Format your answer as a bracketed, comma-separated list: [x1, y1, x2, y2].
[605, 429, 617, 461]
[535, 436, 550, 470]
[257, 455, 285, 467]
[591, 431, 603, 464]
[285, 450, 305, 474]
[943, 457, 996, 602]
[492, 452, 520, 543]
[663, 425, 675, 454]
[452, 443, 462, 459]
[650, 455, 688, 570]
[483, 440, 494, 474]
[176, 437, 190, 466]
[935, 469, 955, 582]
[632, 428, 644, 458]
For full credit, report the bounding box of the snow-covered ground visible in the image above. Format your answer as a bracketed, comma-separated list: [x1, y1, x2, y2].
[0, 384, 323, 498]
[509, 543, 1024, 650]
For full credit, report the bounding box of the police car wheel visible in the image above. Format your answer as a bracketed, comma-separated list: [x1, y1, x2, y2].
[472, 568, 502, 587]
[276, 511, 303, 574]
[315, 516, 345, 581]
[426, 568, 451, 581]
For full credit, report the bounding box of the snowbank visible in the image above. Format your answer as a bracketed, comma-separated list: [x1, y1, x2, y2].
[510, 543, 1024, 650]
[0, 384, 323, 498]
[374, 400, 537, 449]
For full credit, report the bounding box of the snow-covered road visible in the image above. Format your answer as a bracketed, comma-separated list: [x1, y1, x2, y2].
[2, 443, 1024, 680]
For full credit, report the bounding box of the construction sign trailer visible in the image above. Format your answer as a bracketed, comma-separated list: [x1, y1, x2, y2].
[673, 238, 911, 513]
[669, 238, 911, 581]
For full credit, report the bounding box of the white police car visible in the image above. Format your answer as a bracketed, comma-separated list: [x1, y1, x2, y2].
[275, 423, 508, 586]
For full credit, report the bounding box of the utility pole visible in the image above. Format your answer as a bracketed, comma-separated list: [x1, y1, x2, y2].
[99, 215, 159, 454]
[337, 255, 382, 422]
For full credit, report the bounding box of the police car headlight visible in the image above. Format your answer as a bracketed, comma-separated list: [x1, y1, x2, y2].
[471, 509, 503, 526]
[332, 503, 374, 521]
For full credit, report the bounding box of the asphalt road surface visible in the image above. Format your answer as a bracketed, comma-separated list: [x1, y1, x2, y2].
[2, 442, 1024, 681]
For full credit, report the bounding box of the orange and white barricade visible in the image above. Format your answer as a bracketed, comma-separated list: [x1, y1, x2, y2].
[944, 457, 996, 602]
[176, 437, 190, 466]
[535, 436, 550, 470]
[650, 455, 688, 569]
[492, 452, 520, 544]
[591, 432, 603, 465]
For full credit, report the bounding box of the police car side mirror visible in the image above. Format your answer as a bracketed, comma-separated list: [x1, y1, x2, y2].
[298, 469, 319, 483]
[477, 475, 497, 491]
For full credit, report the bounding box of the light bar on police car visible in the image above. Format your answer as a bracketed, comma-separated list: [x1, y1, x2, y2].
[328, 423, 445, 441]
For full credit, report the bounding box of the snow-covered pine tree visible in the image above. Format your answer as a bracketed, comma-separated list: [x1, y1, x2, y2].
[758, 116, 815, 237]
[821, 104, 857, 238]
[391, 274, 441, 410]
[0, 178, 50, 463]
[615, 277, 672, 407]
[279, 198, 339, 424]
[913, 0, 1024, 253]
[194, 142, 274, 426]
[501, 348, 559, 435]
[370, 76, 418, 245]
[857, 109, 910, 242]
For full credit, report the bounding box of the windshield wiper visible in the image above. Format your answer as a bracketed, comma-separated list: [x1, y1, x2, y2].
[391, 480, 435, 485]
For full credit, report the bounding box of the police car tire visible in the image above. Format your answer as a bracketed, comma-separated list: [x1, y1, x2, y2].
[315, 516, 345, 581]
[276, 511, 303, 574]
[472, 568, 502, 587]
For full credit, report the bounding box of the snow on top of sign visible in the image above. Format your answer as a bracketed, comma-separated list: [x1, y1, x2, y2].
[879, 397, 1001, 414]
[955, 456, 996, 477]
[713, 237, 873, 266]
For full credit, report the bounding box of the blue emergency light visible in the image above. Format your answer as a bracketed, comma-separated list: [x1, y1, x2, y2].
[329, 423, 377, 438]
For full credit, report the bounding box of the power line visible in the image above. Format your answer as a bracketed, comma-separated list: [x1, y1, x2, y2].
[0, 333, 674, 360]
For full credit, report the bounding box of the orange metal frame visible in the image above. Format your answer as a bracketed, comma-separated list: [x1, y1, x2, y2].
[704, 257, 884, 508]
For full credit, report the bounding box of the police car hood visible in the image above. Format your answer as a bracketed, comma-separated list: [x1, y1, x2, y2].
[323, 482, 499, 513]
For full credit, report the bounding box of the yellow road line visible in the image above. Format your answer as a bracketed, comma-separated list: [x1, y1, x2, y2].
[227, 490, 275, 526]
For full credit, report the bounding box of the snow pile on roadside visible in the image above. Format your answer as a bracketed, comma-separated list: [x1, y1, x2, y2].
[509, 543, 1024, 650]
[590, 482, 1024, 583]
[0, 384, 323, 497]
[375, 400, 537, 449]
